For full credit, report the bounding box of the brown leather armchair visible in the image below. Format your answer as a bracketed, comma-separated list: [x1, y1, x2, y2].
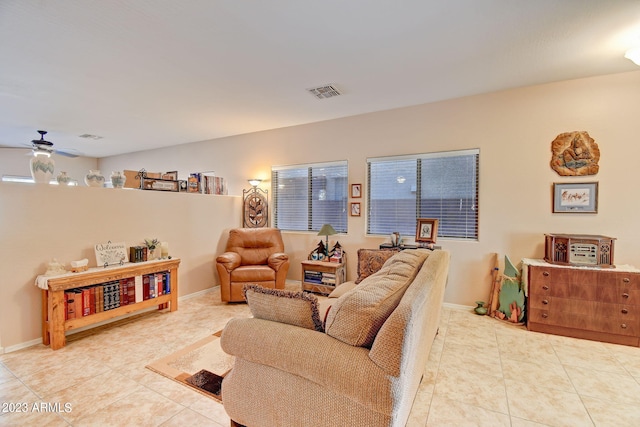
[216, 228, 290, 302]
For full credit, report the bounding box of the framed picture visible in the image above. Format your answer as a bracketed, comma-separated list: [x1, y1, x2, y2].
[350, 202, 361, 216]
[351, 183, 362, 198]
[553, 182, 598, 213]
[141, 177, 180, 192]
[416, 218, 439, 243]
[162, 171, 178, 180]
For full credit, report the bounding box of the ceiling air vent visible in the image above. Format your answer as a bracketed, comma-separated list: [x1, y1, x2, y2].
[307, 85, 341, 99]
[78, 134, 103, 140]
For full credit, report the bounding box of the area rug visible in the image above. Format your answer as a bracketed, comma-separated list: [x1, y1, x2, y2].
[145, 330, 233, 402]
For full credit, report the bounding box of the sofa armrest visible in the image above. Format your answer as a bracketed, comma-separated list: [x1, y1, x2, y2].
[216, 252, 241, 272]
[267, 252, 289, 271]
[221, 317, 394, 413]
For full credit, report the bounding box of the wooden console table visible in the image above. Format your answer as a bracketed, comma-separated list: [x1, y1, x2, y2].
[38, 258, 180, 350]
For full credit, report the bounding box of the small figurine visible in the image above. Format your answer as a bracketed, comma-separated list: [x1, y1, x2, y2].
[44, 258, 67, 276]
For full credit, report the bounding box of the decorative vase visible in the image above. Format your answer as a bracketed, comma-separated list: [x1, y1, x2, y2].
[30, 153, 55, 184]
[110, 171, 126, 188]
[56, 171, 73, 185]
[474, 301, 488, 315]
[84, 170, 105, 187]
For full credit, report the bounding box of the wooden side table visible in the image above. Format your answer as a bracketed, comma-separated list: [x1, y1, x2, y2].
[301, 260, 346, 295]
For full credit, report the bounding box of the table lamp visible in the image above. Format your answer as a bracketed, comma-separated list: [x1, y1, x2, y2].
[317, 223, 337, 259]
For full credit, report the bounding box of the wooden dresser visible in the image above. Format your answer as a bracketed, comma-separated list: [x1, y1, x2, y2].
[524, 259, 640, 346]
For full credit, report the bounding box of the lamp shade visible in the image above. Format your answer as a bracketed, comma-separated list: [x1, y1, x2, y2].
[317, 223, 337, 237]
[248, 178, 262, 187]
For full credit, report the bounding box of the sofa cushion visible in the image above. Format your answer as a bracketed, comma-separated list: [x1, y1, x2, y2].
[244, 284, 323, 332]
[327, 281, 357, 298]
[355, 248, 399, 284]
[324, 250, 430, 347]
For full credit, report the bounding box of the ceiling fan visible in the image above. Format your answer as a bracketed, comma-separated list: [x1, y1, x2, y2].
[28, 130, 80, 158]
[0, 130, 81, 158]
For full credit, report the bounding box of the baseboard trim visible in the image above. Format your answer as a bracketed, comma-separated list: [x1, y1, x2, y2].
[442, 302, 474, 310]
[4, 286, 218, 354]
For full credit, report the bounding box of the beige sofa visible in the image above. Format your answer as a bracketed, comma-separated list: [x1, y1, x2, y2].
[220, 249, 450, 427]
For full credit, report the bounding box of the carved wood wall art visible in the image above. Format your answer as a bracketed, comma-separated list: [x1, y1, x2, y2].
[550, 131, 600, 176]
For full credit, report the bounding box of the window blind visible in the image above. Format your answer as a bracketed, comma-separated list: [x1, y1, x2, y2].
[272, 161, 348, 232]
[367, 150, 479, 240]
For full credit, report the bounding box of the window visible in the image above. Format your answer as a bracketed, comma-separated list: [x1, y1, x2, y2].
[367, 149, 479, 240]
[272, 161, 348, 232]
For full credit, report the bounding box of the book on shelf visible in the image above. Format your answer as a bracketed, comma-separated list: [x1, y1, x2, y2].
[119, 279, 127, 306]
[127, 278, 136, 305]
[134, 275, 143, 303]
[143, 274, 151, 300]
[65, 291, 76, 320]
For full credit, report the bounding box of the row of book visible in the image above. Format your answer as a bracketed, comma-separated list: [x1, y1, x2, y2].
[303, 271, 336, 285]
[188, 173, 227, 195]
[64, 272, 171, 320]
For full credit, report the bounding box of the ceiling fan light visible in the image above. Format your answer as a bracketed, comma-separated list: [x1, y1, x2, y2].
[624, 47, 640, 66]
[33, 149, 51, 157]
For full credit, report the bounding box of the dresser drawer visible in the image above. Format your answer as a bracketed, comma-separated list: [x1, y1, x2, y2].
[599, 271, 640, 305]
[529, 308, 638, 336]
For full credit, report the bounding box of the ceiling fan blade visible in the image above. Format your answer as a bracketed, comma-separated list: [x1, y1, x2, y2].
[54, 149, 80, 158]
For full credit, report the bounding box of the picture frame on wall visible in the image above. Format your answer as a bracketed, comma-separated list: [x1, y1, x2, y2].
[415, 218, 439, 243]
[351, 183, 362, 198]
[552, 182, 598, 213]
[350, 202, 361, 216]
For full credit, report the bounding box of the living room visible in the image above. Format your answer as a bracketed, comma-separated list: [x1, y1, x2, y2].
[2, 2, 640, 425]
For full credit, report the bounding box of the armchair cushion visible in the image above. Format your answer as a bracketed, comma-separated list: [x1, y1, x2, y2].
[244, 284, 324, 332]
[216, 252, 241, 272]
[267, 252, 289, 271]
[325, 250, 430, 347]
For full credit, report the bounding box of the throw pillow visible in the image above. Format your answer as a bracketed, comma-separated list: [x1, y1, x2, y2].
[355, 248, 399, 283]
[243, 284, 324, 332]
[325, 250, 430, 347]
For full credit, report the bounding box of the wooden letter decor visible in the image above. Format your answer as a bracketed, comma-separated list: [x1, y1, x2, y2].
[550, 131, 600, 176]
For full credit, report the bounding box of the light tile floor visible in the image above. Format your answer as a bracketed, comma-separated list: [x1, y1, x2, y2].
[2, 287, 640, 426]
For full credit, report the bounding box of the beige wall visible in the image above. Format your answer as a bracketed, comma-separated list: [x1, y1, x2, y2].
[2, 70, 639, 350]
[0, 183, 241, 350]
[0, 149, 98, 183]
[100, 70, 640, 306]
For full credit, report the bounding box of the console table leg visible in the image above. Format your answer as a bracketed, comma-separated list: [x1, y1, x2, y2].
[169, 267, 178, 312]
[48, 290, 66, 350]
[41, 290, 50, 346]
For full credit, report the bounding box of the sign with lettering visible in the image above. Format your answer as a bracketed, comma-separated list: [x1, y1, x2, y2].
[94, 241, 129, 267]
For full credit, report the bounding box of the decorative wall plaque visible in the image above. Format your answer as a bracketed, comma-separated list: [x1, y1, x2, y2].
[550, 131, 600, 176]
[243, 187, 268, 228]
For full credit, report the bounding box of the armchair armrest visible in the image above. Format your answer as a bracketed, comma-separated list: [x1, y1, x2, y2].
[216, 252, 241, 272]
[221, 317, 394, 413]
[267, 252, 289, 271]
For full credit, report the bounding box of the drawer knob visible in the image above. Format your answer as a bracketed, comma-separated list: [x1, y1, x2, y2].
[542, 285, 549, 291]
[622, 293, 630, 299]
[621, 323, 628, 329]
[542, 299, 549, 305]
[542, 271, 550, 277]
[623, 278, 631, 283]
[622, 308, 629, 314]
[541, 313, 548, 318]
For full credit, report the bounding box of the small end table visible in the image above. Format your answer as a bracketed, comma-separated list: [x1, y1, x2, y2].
[301, 260, 346, 295]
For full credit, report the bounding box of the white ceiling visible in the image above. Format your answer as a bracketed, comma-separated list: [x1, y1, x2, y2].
[1, 0, 640, 158]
